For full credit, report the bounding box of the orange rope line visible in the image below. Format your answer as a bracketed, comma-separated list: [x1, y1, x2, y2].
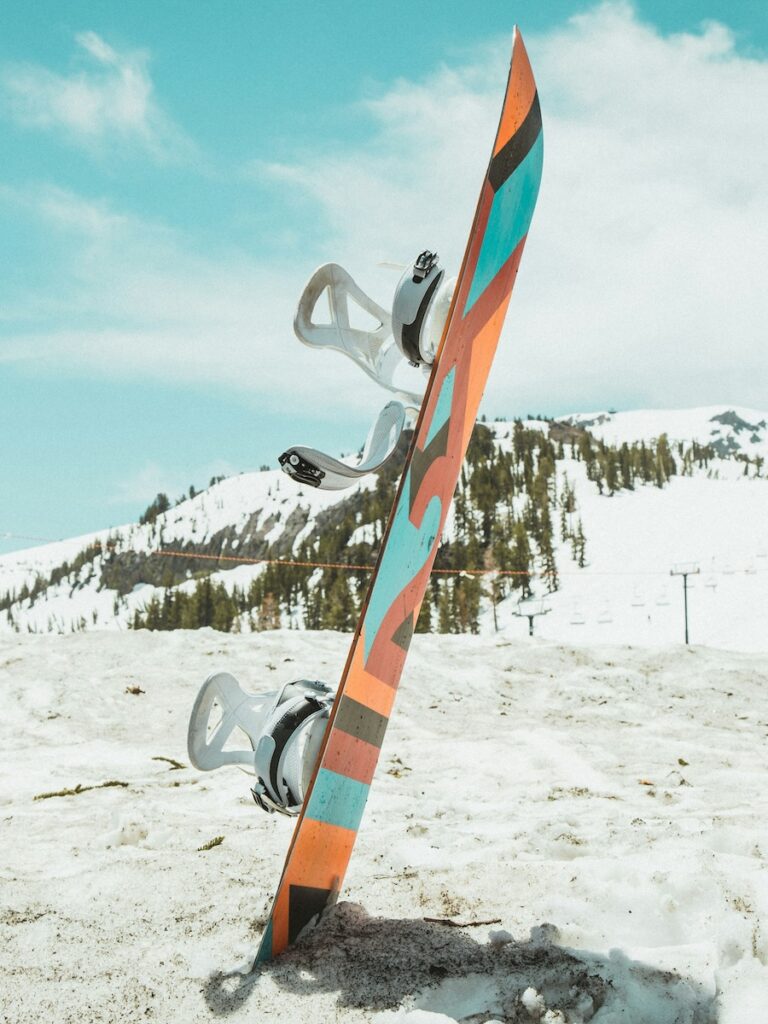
[151, 548, 542, 576]
[153, 549, 374, 572]
[149, 548, 767, 578]
[2, 537, 763, 580]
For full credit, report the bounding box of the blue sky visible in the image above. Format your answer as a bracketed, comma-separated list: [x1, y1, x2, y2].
[1, 1, 766, 553]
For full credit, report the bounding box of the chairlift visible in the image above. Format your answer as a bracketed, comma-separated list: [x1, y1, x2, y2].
[569, 604, 586, 626]
[516, 596, 549, 618]
[655, 588, 670, 606]
[597, 601, 613, 624]
[512, 597, 550, 637]
[704, 574, 718, 590]
[630, 586, 645, 607]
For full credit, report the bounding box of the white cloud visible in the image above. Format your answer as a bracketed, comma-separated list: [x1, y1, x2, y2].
[1, 31, 189, 159]
[262, 3, 768, 414]
[0, 184, 382, 416]
[2, 4, 766, 421]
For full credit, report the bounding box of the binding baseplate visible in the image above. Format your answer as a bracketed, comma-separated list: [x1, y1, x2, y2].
[187, 672, 335, 815]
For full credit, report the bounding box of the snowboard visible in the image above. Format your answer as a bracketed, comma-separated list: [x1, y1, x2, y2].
[256, 27, 543, 963]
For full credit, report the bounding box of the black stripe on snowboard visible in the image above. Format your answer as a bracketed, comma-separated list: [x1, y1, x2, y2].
[488, 91, 541, 193]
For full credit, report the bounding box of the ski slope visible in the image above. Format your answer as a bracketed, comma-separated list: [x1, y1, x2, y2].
[560, 406, 768, 462]
[0, 467, 371, 634]
[1, 629, 766, 1021]
[9, 461, 764, 652]
[489, 456, 768, 652]
[0, 406, 766, 652]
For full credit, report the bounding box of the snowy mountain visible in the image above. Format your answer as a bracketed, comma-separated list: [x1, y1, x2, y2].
[560, 406, 768, 462]
[1, 406, 766, 651]
[0, 468, 363, 632]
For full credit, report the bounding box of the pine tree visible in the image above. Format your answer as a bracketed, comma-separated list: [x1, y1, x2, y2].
[510, 521, 532, 596]
[572, 518, 587, 568]
[415, 596, 432, 633]
[538, 505, 559, 593]
[437, 583, 453, 633]
[322, 574, 357, 631]
[654, 433, 676, 486]
[257, 593, 281, 631]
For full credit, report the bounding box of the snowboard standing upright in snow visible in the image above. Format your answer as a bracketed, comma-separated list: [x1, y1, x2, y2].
[187, 27, 543, 963]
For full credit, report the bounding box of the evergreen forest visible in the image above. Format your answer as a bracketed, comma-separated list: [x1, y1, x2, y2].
[4, 419, 757, 636]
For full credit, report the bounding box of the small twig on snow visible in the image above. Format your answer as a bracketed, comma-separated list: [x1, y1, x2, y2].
[198, 835, 225, 852]
[34, 780, 129, 801]
[152, 756, 187, 770]
[423, 917, 502, 928]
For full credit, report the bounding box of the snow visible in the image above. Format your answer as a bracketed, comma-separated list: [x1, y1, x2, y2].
[504, 459, 768, 653]
[560, 406, 768, 462]
[2, 405, 766, 651]
[2, 628, 766, 1021]
[3, 456, 767, 652]
[487, 406, 768, 462]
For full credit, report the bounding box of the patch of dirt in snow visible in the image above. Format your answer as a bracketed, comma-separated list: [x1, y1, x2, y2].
[203, 903, 713, 1023]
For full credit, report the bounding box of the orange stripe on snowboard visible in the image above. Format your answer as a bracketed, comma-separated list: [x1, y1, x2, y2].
[493, 35, 536, 154]
[343, 638, 400, 712]
[324, 728, 380, 786]
[270, 819, 356, 953]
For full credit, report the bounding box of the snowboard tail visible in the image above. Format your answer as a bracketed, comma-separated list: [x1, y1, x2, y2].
[257, 27, 542, 962]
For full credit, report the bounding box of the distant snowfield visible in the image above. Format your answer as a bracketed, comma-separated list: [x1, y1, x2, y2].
[1, 404, 767, 652]
[2, 455, 767, 653]
[559, 406, 768, 462]
[502, 465, 768, 654]
[2, 630, 767, 1022]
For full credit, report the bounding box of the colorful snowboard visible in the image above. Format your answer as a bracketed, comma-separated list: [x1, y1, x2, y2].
[256, 27, 543, 963]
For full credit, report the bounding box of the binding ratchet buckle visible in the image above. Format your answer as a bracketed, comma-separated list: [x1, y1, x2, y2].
[279, 449, 325, 487]
[412, 250, 439, 282]
[251, 787, 299, 817]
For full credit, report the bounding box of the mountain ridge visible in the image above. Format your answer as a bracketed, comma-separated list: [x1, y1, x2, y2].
[557, 405, 768, 460]
[1, 405, 766, 650]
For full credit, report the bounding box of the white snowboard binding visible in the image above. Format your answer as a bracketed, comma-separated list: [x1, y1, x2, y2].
[187, 672, 336, 815]
[279, 252, 455, 490]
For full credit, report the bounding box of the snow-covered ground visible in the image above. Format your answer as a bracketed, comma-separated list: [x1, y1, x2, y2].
[558, 406, 768, 462]
[2, 629, 767, 1022]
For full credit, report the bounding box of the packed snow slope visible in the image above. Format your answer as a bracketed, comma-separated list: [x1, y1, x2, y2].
[0, 405, 766, 651]
[1, 629, 766, 1022]
[560, 406, 768, 462]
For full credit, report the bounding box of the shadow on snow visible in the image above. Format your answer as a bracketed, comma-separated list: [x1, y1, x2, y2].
[202, 902, 715, 1023]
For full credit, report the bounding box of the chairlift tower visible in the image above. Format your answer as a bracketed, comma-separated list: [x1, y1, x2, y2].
[670, 562, 700, 645]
